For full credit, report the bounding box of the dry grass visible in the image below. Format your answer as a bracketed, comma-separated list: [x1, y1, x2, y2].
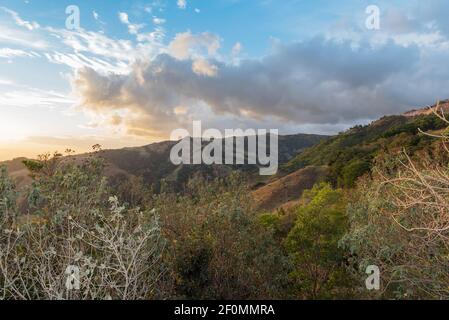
[252, 166, 328, 211]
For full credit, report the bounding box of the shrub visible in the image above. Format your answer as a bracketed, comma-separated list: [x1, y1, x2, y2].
[342, 103, 449, 299]
[154, 173, 290, 299]
[284, 183, 353, 299]
[0, 156, 167, 300]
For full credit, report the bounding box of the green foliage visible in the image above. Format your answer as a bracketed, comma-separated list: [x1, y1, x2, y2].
[340, 159, 371, 188]
[2, 155, 295, 300]
[2, 107, 447, 300]
[382, 114, 447, 138]
[0, 166, 17, 222]
[154, 173, 290, 299]
[342, 165, 449, 299]
[22, 159, 44, 172]
[283, 183, 352, 299]
[258, 213, 281, 231]
[282, 114, 447, 187]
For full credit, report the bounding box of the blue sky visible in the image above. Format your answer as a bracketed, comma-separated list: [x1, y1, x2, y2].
[1, 0, 449, 160]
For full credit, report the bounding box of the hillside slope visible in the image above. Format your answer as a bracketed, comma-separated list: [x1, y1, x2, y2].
[1, 133, 328, 191]
[252, 166, 328, 212]
[282, 102, 449, 188]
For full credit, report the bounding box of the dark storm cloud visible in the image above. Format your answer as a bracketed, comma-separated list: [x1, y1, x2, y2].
[74, 36, 444, 137]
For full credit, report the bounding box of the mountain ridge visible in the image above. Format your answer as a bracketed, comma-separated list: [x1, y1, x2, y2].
[2, 100, 448, 210]
[1, 133, 328, 191]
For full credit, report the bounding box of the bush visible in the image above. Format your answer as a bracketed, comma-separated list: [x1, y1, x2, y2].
[283, 183, 353, 299]
[340, 159, 371, 188]
[153, 173, 290, 299]
[342, 104, 449, 299]
[0, 157, 167, 300]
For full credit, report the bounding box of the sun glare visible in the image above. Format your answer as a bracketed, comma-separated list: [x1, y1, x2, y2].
[0, 116, 30, 141]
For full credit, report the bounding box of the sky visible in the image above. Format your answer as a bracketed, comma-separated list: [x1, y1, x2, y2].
[0, 0, 449, 160]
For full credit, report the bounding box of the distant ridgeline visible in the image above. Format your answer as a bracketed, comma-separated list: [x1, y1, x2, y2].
[403, 99, 449, 117]
[0, 133, 328, 192]
[2, 101, 448, 193]
[282, 101, 449, 188]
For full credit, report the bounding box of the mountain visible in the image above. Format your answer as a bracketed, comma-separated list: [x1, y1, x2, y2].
[2, 100, 448, 211]
[282, 101, 449, 188]
[1, 133, 328, 191]
[94, 133, 329, 190]
[403, 99, 449, 117]
[252, 166, 328, 212]
[0, 157, 32, 190]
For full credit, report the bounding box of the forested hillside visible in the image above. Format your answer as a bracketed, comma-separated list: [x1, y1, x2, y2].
[1, 102, 448, 300]
[283, 104, 449, 187]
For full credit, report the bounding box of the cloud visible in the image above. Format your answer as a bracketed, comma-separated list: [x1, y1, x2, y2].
[43, 26, 164, 74]
[92, 10, 106, 26]
[118, 12, 129, 24]
[153, 17, 166, 25]
[118, 11, 144, 35]
[232, 42, 242, 56]
[177, 0, 187, 10]
[0, 86, 75, 108]
[0, 5, 165, 75]
[136, 27, 166, 43]
[72, 36, 448, 139]
[60, 30, 133, 60]
[0, 48, 39, 58]
[0, 8, 47, 49]
[382, 8, 420, 34]
[0, 78, 14, 85]
[3, 2, 449, 143]
[168, 31, 221, 60]
[414, 0, 449, 38]
[0, 6, 40, 30]
[192, 58, 218, 77]
[44, 50, 126, 74]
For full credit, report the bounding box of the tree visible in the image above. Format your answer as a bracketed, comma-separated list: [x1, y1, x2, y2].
[284, 183, 352, 299]
[154, 173, 290, 299]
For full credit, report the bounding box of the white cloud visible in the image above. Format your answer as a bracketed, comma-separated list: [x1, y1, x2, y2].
[0, 78, 14, 86]
[0, 48, 39, 58]
[192, 58, 218, 77]
[168, 31, 221, 60]
[118, 11, 144, 35]
[43, 26, 164, 74]
[153, 17, 166, 25]
[118, 12, 129, 24]
[232, 42, 242, 56]
[0, 6, 40, 30]
[0, 86, 75, 108]
[0, 14, 47, 49]
[0, 8, 164, 75]
[177, 0, 187, 10]
[136, 27, 166, 43]
[53, 28, 135, 62]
